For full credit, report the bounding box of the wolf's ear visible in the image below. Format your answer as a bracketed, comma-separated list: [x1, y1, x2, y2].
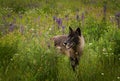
[69, 26, 73, 34]
[75, 27, 81, 36]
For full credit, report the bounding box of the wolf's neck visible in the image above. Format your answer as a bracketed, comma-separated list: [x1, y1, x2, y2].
[72, 44, 79, 52]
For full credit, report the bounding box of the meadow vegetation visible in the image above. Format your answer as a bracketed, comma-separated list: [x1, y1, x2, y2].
[0, 0, 120, 81]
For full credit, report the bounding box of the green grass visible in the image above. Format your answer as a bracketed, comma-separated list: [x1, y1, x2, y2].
[0, 0, 120, 81]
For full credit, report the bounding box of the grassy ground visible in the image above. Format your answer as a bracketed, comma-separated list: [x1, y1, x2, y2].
[0, 0, 120, 81]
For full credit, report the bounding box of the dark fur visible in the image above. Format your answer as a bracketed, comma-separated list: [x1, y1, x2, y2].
[52, 27, 85, 71]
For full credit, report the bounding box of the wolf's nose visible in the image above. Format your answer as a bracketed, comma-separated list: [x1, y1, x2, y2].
[63, 42, 67, 46]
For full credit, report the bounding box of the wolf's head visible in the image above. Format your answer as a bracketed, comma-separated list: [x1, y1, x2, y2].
[63, 27, 81, 49]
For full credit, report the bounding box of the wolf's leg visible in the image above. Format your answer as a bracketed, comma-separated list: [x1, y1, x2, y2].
[75, 57, 79, 66]
[70, 56, 80, 71]
[76, 54, 81, 65]
[70, 57, 77, 71]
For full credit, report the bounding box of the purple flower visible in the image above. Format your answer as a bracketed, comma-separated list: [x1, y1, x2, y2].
[19, 14, 22, 19]
[20, 25, 24, 34]
[7, 13, 11, 18]
[13, 17, 16, 23]
[9, 23, 14, 32]
[34, 16, 40, 23]
[53, 16, 57, 21]
[81, 13, 85, 26]
[115, 12, 120, 19]
[65, 14, 69, 21]
[81, 13, 85, 21]
[115, 12, 120, 28]
[103, 1, 107, 21]
[103, 3, 107, 14]
[76, 8, 80, 21]
[47, 42, 51, 48]
[62, 26, 65, 34]
[56, 18, 62, 28]
[58, 18, 62, 25]
[38, 16, 40, 21]
[76, 14, 80, 21]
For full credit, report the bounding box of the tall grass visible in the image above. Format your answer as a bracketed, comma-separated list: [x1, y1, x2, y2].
[0, 0, 120, 81]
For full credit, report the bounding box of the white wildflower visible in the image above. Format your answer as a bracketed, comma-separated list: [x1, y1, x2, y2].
[102, 48, 106, 52]
[49, 28, 52, 31]
[101, 73, 104, 76]
[31, 28, 34, 31]
[117, 76, 120, 79]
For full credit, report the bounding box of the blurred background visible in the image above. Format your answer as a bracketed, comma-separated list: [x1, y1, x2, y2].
[0, 0, 120, 81]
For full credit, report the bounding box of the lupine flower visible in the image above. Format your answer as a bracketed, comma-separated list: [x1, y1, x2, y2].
[62, 26, 65, 34]
[56, 18, 62, 25]
[47, 41, 51, 48]
[103, 1, 107, 21]
[103, 3, 107, 15]
[81, 13, 84, 21]
[9, 23, 14, 32]
[56, 18, 62, 29]
[38, 16, 40, 21]
[19, 13, 23, 19]
[53, 16, 57, 21]
[115, 12, 120, 28]
[65, 14, 69, 21]
[81, 13, 85, 26]
[76, 8, 80, 21]
[7, 13, 11, 18]
[13, 17, 16, 23]
[20, 25, 24, 34]
[115, 12, 120, 17]
[76, 14, 80, 21]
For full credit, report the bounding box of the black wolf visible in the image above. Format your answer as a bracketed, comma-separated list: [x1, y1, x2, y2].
[51, 27, 85, 71]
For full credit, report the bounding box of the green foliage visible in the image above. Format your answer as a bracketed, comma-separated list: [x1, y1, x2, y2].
[112, 30, 120, 55]
[0, 0, 120, 81]
[0, 32, 19, 79]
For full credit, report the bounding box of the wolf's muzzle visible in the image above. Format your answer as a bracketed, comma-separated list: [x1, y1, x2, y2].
[63, 42, 67, 46]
